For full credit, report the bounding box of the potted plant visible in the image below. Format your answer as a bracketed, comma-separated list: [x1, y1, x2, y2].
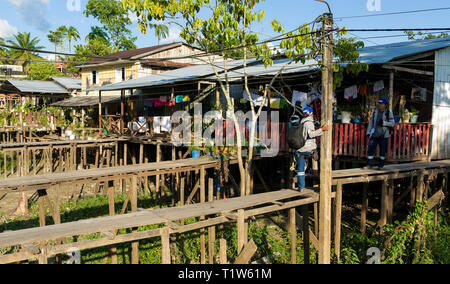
[410, 107, 419, 123]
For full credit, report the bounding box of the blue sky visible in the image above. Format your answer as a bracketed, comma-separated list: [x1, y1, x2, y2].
[0, 0, 449, 54]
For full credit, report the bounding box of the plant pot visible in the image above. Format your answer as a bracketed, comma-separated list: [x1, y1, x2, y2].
[192, 150, 200, 159]
[410, 115, 419, 124]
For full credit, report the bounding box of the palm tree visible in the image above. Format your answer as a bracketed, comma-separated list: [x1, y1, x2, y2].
[7, 32, 44, 70]
[48, 30, 64, 60]
[150, 24, 169, 44]
[0, 37, 6, 63]
[66, 26, 80, 52]
[85, 26, 109, 43]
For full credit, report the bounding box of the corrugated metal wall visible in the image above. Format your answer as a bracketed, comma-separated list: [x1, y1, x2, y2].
[431, 47, 450, 160]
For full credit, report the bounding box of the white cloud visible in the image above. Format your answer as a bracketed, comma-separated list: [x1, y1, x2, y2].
[128, 11, 139, 24]
[160, 28, 182, 44]
[9, 0, 52, 31]
[0, 19, 18, 38]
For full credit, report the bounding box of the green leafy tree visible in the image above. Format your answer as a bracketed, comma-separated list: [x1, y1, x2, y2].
[405, 31, 450, 41]
[28, 61, 63, 80]
[6, 32, 44, 70]
[124, 0, 366, 195]
[66, 26, 81, 52]
[66, 38, 113, 75]
[85, 26, 110, 43]
[47, 30, 64, 60]
[84, 0, 137, 51]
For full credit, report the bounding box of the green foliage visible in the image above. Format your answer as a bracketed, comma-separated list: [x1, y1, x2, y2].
[405, 31, 450, 41]
[27, 61, 63, 80]
[339, 202, 450, 264]
[6, 32, 44, 69]
[84, 0, 137, 51]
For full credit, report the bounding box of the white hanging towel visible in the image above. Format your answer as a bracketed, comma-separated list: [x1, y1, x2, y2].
[153, 116, 161, 134]
[160, 116, 172, 132]
[374, 80, 385, 92]
[344, 85, 358, 100]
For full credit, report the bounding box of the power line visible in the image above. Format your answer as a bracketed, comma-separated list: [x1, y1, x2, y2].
[336, 7, 450, 20]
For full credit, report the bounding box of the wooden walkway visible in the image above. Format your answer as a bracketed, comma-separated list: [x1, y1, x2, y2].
[0, 157, 217, 193]
[0, 189, 321, 264]
[312, 160, 450, 234]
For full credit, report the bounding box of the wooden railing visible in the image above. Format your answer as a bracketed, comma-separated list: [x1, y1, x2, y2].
[101, 115, 122, 135]
[333, 123, 431, 161]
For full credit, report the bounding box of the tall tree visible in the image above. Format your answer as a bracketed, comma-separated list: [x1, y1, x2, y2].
[66, 38, 113, 76]
[7, 32, 44, 70]
[85, 26, 109, 43]
[66, 26, 81, 52]
[47, 30, 64, 60]
[124, 0, 366, 196]
[149, 23, 169, 44]
[84, 0, 137, 51]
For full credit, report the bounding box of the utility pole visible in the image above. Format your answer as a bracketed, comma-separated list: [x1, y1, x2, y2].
[319, 11, 334, 265]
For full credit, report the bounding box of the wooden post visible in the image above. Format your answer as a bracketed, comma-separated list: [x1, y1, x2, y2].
[318, 12, 334, 264]
[108, 181, 117, 264]
[38, 189, 47, 264]
[161, 227, 171, 264]
[380, 179, 388, 231]
[334, 183, 343, 263]
[99, 91, 102, 132]
[361, 182, 369, 234]
[289, 208, 297, 264]
[302, 205, 310, 265]
[200, 167, 206, 264]
[387, 182, 394, 224]
[220, 238, 227, 264]
[389, 71, 394, 113]
[237, 209, 246, 255]
[208, 178, 215, 264]
[131, 175, 139, 264]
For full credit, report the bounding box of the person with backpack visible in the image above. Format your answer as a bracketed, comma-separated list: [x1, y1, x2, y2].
[288, 107, 329, 191]
[365, 97, 395, 169]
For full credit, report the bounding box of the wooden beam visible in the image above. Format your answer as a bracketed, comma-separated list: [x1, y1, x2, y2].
[382, 65, 434, 76]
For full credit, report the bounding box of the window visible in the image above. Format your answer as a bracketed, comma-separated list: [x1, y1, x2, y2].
[115, 67, 126, 83]
[91, 70, 98, 85]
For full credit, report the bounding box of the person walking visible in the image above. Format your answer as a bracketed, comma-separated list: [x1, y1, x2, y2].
[366, 97, 395, 169]
[290, 107, 329, 191]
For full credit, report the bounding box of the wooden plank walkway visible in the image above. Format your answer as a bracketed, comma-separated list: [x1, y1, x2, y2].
[0, 138, 128, 150]
[331, 160, 450, 185]
[0, 189, 320, 264]
[0, 157, 217, 193]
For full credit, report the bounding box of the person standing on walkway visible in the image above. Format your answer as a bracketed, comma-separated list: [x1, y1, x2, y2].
[290, 107, 329, 191]
[366, 97, 395, 169]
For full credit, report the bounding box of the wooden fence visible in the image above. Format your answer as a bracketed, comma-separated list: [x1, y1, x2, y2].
[333, 123, 431, 161]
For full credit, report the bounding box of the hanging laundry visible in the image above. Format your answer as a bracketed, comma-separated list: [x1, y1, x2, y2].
[359, 84, 368, 95]
[243, 91, 268, 107]
[153, 117, 161, 134]
[292, 90, 308, 109]
[270, 98, 281, 109]
[183, 95, 190, 102]
[144, 99, 154, 107]
[159, 96, 168, 103]
[161, 116, 172, 132]
[344, 85, 358, 101]
[176, 95, 184, 103]
[374, 80, 385, 92]
[154, 99, 166, 107]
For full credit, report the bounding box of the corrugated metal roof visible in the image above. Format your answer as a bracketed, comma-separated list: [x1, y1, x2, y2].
[50, 77, 81, 90]
[5, 79, 70, 94]
[89, 38, 450, 92]
[51, 95, 122, 107]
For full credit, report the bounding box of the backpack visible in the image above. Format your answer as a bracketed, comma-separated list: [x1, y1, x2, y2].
[288, 122, 307, 150]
